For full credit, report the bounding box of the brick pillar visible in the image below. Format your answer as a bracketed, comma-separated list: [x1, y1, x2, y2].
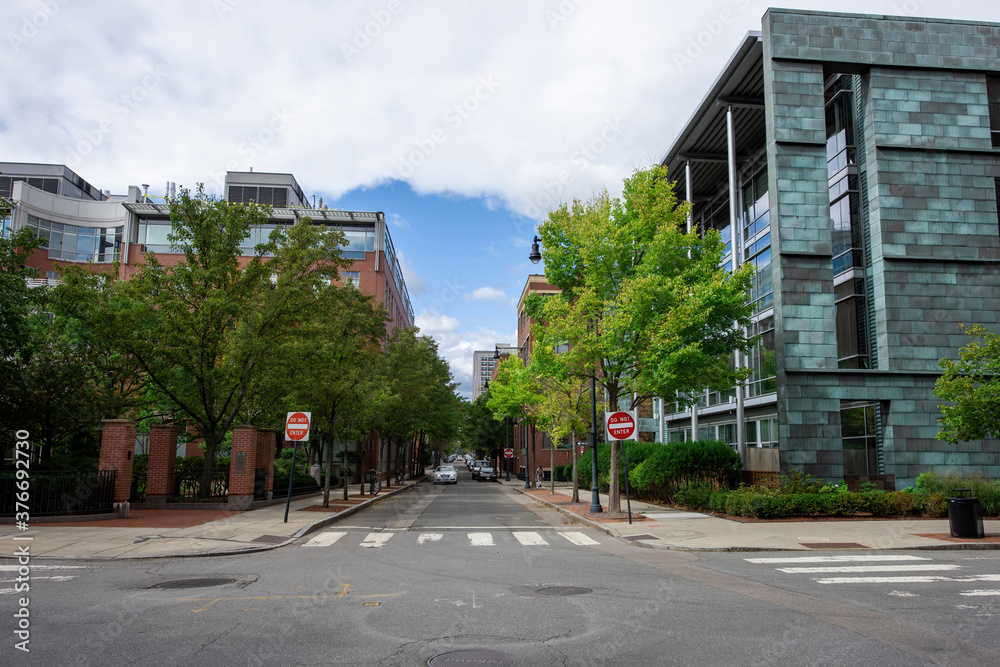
[229, 426, 258, 510]
[99, 419, 137, 504]
[146, 424, 179, 507]
[256, 429, 276, 498]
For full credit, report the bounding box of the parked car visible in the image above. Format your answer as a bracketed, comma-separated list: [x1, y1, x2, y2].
[477, 466, 497, 482]
[433, 465, 458, 485]
[471, 460, 490, 479]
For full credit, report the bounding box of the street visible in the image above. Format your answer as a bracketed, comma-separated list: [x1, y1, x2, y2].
[10, 467, 1000, 666]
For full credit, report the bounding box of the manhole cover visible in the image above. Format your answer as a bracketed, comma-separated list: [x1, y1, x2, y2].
[535, 586, 592, 596]
[152, 578, 236, 589]
[428, 649, 516, 666]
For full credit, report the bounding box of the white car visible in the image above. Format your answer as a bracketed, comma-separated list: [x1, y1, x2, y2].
[433, 465, 458, 485]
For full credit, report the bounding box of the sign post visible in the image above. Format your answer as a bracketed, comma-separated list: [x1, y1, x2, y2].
[283, 412, 311, 523]
[605, 411, 636, 524]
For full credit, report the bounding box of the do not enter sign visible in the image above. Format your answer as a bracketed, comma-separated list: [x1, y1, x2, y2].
[285, 412, 311, 441]
[605, 411, 636, 441]
[504, 448, 514, 459]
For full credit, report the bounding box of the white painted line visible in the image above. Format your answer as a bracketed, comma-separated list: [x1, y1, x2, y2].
[779, 565, 960, 574]
[360, 533, 393, 548]
[558, 532, 600, 546]
[468, 533, 494, 547]
[513, 532, 548, 546]
[1, 576, 76, 583]
[815, 574, 1000, 585]
[960, 590, 1000, 596]
[417, 533, 443, 545]
[302, 531, 346, 547]
[0, 565, 90, 571]
[746, 555, 929, 564]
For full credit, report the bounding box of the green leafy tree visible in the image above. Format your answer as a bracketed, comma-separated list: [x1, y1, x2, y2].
[529, 165, 755, 511]
[486, 356, 545, 481]
[54, 186, 351, 494]
[463, 393, 505, 460]
[935, 324, 1000, 443]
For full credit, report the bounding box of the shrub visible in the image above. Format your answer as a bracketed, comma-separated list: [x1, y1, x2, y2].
[629, 440, 742, 502]
[674, 481, 717, 510]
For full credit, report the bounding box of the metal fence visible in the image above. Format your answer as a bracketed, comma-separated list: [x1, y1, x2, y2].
[173, 468, 229, 503]
[0, 470, 117, 516]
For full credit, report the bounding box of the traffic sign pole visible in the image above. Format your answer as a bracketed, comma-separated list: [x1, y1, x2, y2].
[283, 412, 311, 523]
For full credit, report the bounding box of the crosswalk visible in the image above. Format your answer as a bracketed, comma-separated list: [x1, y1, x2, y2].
[0, 564, 90, 594]
[745, 554, 1000, 595]
[301, 530, 600, 549]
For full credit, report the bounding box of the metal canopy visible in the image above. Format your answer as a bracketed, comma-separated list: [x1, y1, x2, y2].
[660, 32, 767, 217]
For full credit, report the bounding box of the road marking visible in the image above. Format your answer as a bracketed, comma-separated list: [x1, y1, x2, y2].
[777, 565, 960, 574]
[360, 533, 393, 548]
[513, 532, 548, 546]
[0, 576, 76, 583]
[558, 532, 600, 546]
[960, 590, 1000, 596]
[468, 533, 494, 547]
[303, 531, 346, 547]
[417, 533, 443, 545]
[745, 555, 929, 564]
[815, 574, 1000, 585]
[0, 565, 90, 571]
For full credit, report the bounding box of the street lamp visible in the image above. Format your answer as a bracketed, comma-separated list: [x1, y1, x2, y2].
[527, 234, 601, 512]
[529, 236, 542, 264]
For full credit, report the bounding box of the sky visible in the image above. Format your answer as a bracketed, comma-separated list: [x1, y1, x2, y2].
[2, 0, 995, 398]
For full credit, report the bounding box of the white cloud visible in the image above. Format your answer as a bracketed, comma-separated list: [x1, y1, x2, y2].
[389, 213, 410, 229]
[465, 286, 506, 302]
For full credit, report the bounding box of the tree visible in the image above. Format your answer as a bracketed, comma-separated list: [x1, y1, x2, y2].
[54, 186, 351, 494]
[463, 393, 505, 460]
[289, 282, 388, 506]
[529, 165, 755, 511]
[935, 324, 1000, 443]
[486, 356, 544, 481]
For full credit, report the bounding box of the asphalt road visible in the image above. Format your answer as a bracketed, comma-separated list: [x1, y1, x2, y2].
[9, 467, 1000, 666]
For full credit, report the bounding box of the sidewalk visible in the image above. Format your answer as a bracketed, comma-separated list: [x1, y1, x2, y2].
[0, 479, 420, 561]
[503, 478, 1000, 552]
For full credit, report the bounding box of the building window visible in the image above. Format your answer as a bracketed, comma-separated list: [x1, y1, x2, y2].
[0, 176, 59, 198]
[835, 278, 869, 369]
[841, 403, 878, 475]
[342, 270, 360, 287]
[988, 76, 1000, 149]
[745, 315, 776, 398]
[228, 186, 288, 207]
[24, 215, 122, 263]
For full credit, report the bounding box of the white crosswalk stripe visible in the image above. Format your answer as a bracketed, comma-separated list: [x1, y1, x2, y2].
[468, 533, 494, 547]
[417, 533, 443, 545]
[746, 554, 1000, 595]
[558, 532, 600, 546]
[512, 532, 548, 546]
[303, 531, 346, 547]
[360, 533, 393, 548]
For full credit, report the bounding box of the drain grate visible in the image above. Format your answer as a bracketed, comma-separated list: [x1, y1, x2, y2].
[800, 542, 868, 549]
[428, 649, 516, 666]
[152, 578, 235, 589]
[535, 586, 592, 596]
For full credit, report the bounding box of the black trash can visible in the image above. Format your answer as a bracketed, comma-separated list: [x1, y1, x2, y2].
[947, 489, 984, 539]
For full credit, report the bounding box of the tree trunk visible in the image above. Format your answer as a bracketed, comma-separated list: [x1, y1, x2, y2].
[606, 384, 621, 513]
[322, 435, 332, 508]
[199, 433, 219, 500]
[549, 448, 555, 495]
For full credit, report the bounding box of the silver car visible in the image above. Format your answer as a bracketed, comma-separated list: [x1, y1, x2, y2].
[433, 465, 458, 484]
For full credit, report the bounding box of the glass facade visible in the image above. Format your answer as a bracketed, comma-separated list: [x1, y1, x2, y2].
[826, 74, 870, 369]
[841, 403, 878, 475]
[24, 214, 122, 263]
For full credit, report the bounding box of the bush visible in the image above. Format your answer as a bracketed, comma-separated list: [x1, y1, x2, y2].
[629, 440, 742, 502]
[673, 481, 717, 510]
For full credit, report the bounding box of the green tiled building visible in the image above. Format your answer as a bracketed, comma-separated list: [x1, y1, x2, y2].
[659, 8, 1000, 488]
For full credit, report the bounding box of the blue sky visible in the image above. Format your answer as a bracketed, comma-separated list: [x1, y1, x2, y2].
[2, 0, 994, 397]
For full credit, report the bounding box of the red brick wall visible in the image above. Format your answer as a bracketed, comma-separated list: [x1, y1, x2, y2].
[229, 426, 258, 496]
[98, 420, 137, 503]
[147, 425, 179, 498]
[255, 429, 276, 493]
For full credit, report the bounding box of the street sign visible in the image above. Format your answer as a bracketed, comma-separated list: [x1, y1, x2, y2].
[285, 411, 311, 441]
[605, 411, 637, 441]
[504, 448, 514, 459]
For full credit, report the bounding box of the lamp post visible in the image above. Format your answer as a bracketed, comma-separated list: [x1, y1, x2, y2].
[530, 234, 601, 512]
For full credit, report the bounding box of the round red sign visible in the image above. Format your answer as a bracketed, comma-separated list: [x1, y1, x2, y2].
[504, 448, 514, 459]
[606, 411, 636, 440]
[285, 412, 310, 441]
